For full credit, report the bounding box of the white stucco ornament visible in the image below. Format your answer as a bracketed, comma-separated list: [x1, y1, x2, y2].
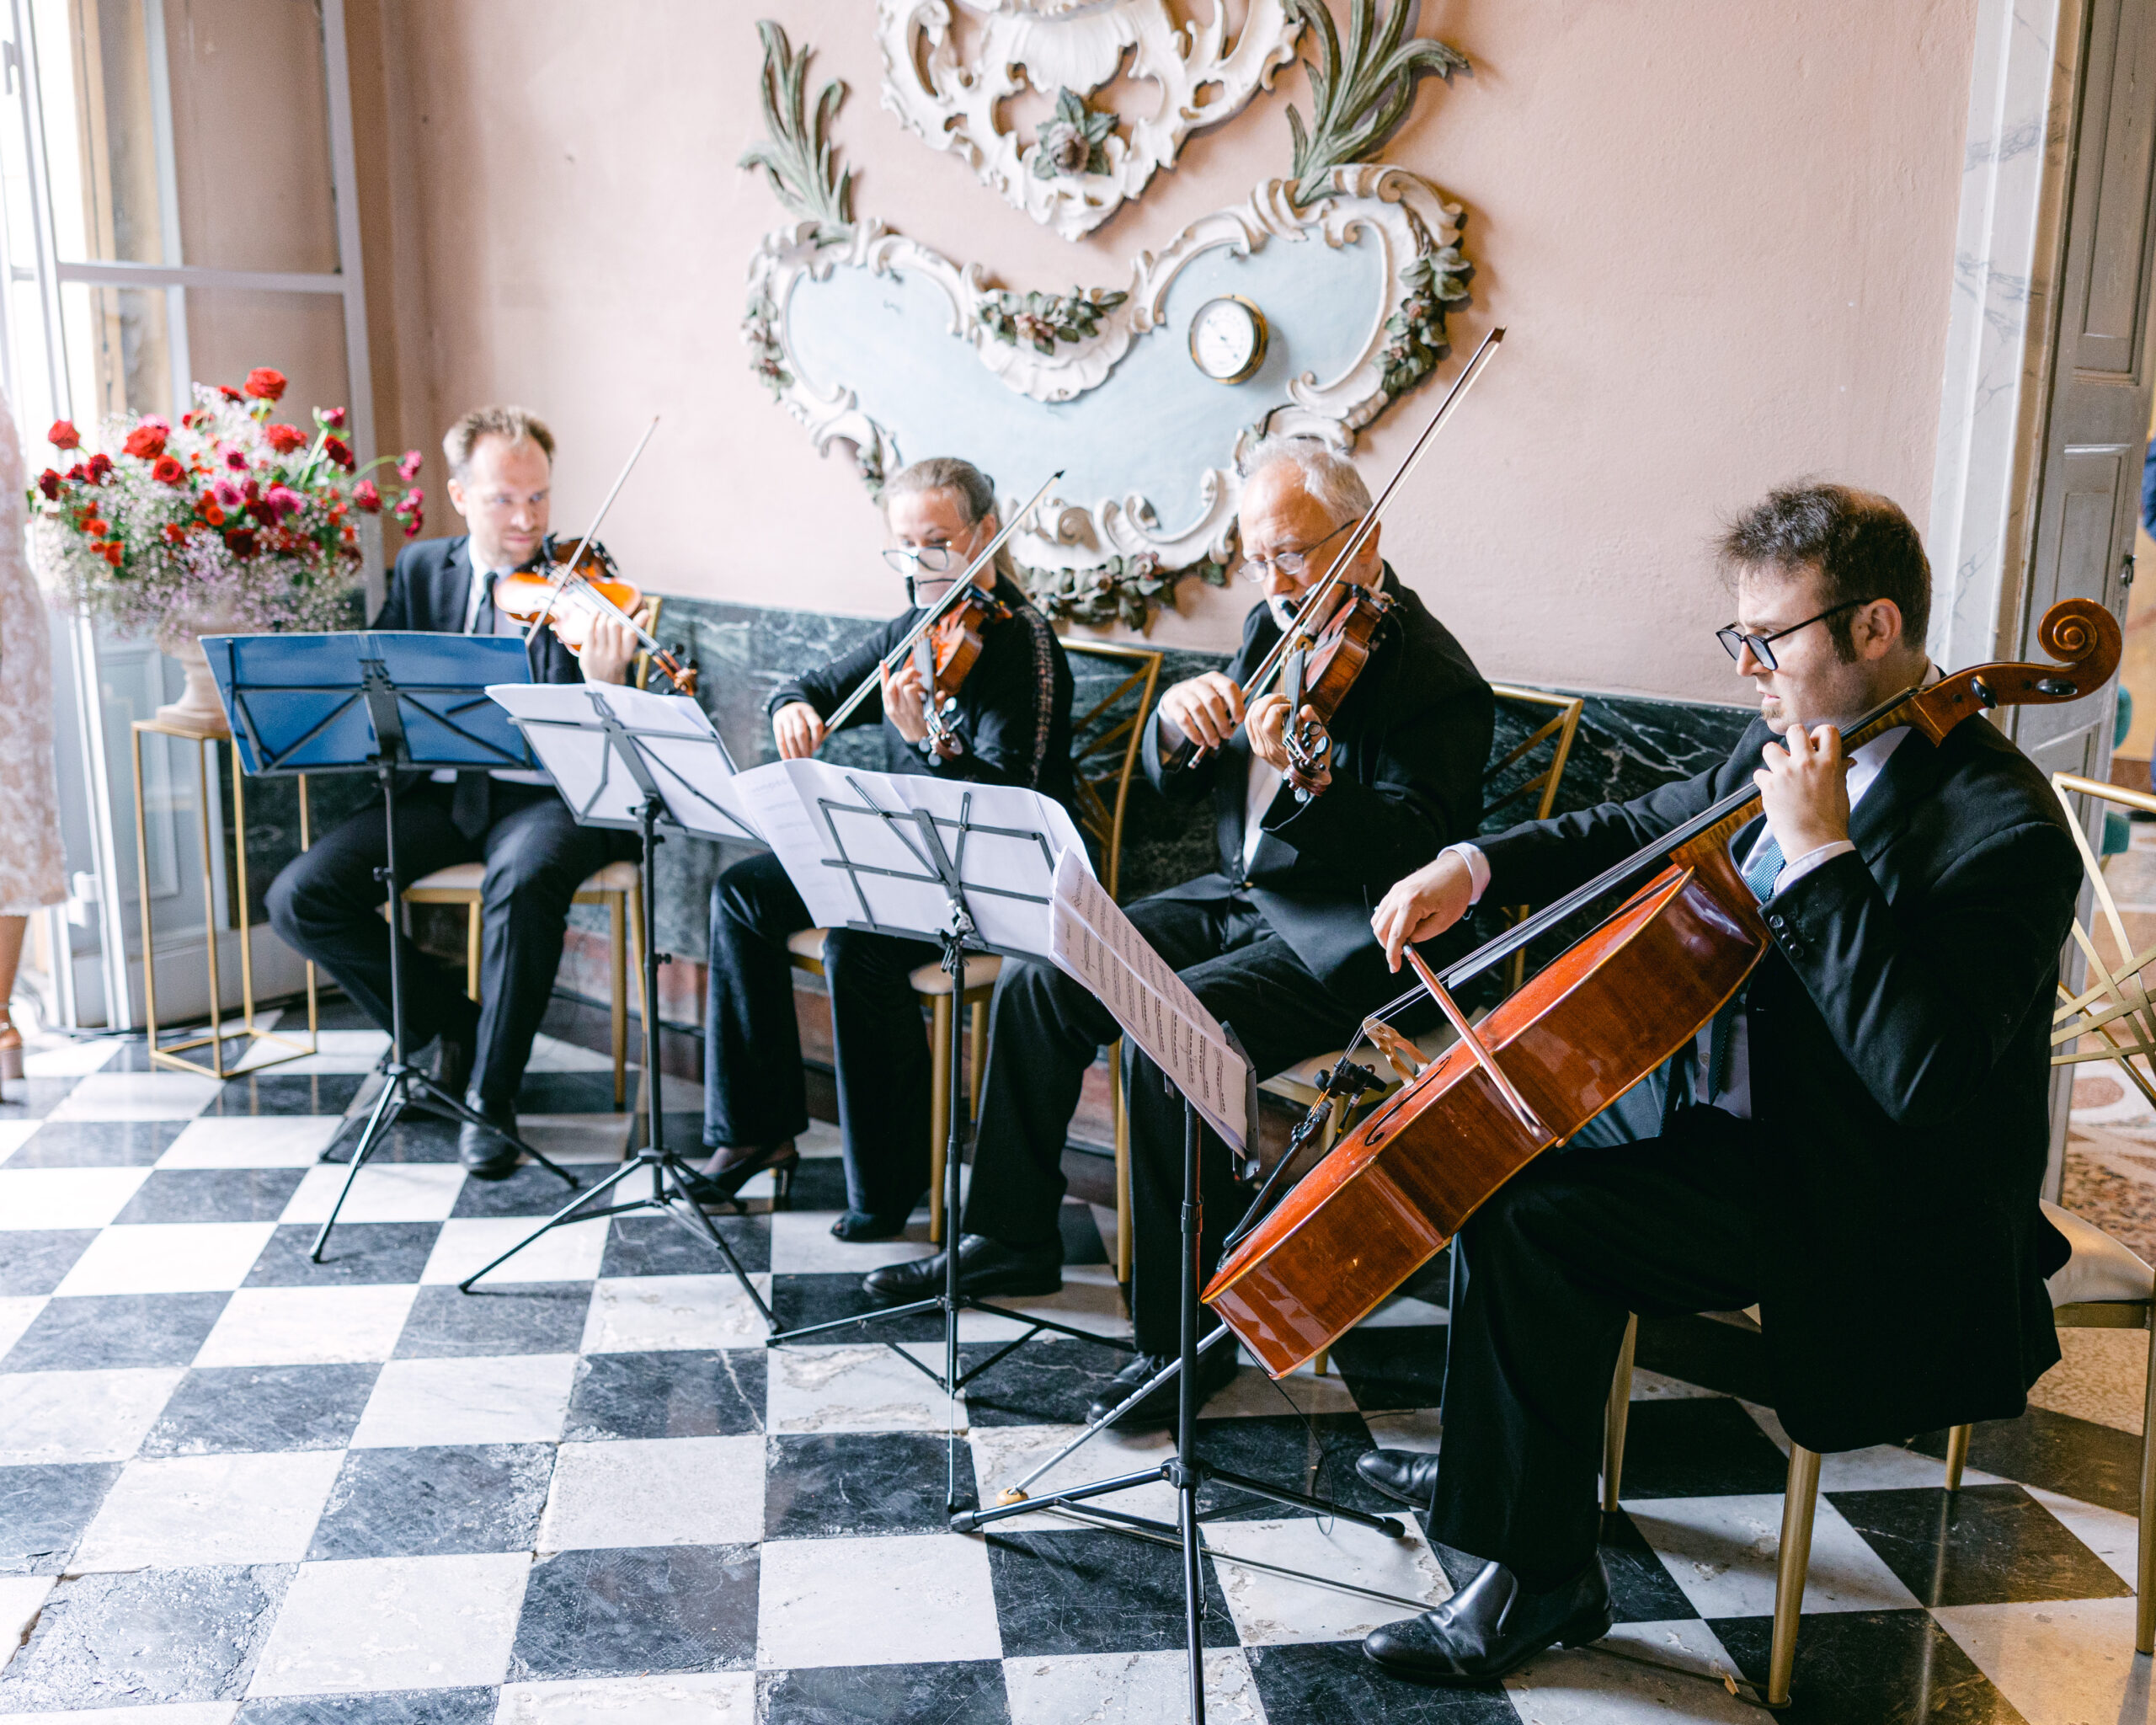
[877, 0, 1303, 240]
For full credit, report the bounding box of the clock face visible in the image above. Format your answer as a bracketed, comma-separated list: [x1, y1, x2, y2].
[1189, 296, 1266, 384]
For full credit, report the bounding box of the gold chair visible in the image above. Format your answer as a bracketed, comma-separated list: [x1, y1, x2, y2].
[787, 636, 1166, 1242]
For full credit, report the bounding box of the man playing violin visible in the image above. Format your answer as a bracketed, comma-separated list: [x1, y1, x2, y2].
[862, 435, 1496, 1426]
[1350, 483, 2082, 1685]
[267, 407, 648, 1178]
[694, 457, 1075, 1234]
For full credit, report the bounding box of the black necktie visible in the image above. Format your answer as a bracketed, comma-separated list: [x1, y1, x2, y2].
[451, 569, 495, 839]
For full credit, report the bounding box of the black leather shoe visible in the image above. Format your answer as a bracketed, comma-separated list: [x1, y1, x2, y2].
[456, 1090, 522, 1180]
[1364, 1554, 1613, 1684]
[861, 1234, 1062, 1303]
[1084, 1336, 1240, 1430]
[1357, 1446, 1443, 1510]
[408, 1032, 472, 1119]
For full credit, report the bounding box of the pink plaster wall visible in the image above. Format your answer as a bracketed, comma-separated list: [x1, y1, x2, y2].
[344, 0, 1977, 702]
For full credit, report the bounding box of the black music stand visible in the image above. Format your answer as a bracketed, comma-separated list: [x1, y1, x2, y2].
[453, 682, 772, 1322]
[747, 761, 1107, 1511]
[949, 862, 1406, 1724]
[203, 632, 583, 1263]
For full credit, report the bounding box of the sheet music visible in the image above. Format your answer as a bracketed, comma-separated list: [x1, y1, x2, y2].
[1045, 849, 1249, 1152]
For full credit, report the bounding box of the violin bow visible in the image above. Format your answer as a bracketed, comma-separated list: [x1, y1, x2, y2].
[817, 468, 1065, 739]
[1180, 326, 1506, 762]
[520, 414, 663, 652]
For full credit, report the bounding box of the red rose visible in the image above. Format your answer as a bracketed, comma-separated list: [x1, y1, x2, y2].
[65, 463, 84, 482]
[161, 523, 187, 545]
[199, 499, 227, 527]
[224, 527, 258, 555]
[263, 424, 306, 455]
[351, 478, 381, 513]
[219, 385, 244, 402]
[100, 542, 122, 566]
[36, 470, 60, 500]
[122, 420, 167, 459]
[46, 419, 78, 450]
[151, 453, 185, 486]
[243, 367, 287, 403]
[85, 452, 112, 481]
[83, 517, 109, 537]
[323, 436, 354, 471]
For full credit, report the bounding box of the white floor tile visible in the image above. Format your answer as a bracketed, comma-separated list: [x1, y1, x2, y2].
[421, 1218, 609, 1285]
[71, 1450, 343, 1569]
[956, 1264, 1131, 1342]
[539, 1435, 765, 1551]
[0, 1367, 184, 1464]
[351, 1354, 578, 1446]
[524, 1033, 616, 1073]
[765, 1343, 957, 1434]
[756, 1533, 1001, 1668]
[1198, 1361, 1357, 1420]
[1935, 1596, 2156, 1725]
[20, 1039, 120, 1078]
[1359, 1407, 1444, 1454]
[0, 1167, 152, 1230]
[44, 1071, 223, 1121]
[235, 1029, 388, 1075]
[2025, 1486, 2143, 1589]
[247, 1552, 531, 1696]
[1502, 1620, 1763, 1722]
[520, 1116, 632, 1164]
[0, 1707, 237, 1724]
[0, 1294, 48, 1360]
[158, 1114, 345, 1168]
[193, 1284, 419, 1367]
[966, 1422, 1178, 1534]
[1630, 1368, 1724, 1402]
[0, 1122, 45, 1166]
[54, 1222, 275, 1295]
[767, 1210, 937, 1275]
[280, 1162, 467, 1224]
[1625, 1493, 1919, 1618]
[1206, 1517, 1448, 1647]
[494, 1673, 755, 1724]
[1004, 1650, 1259, 1725]
[0, 1574, 55, 1674]
[580, 1274, 771, 1353]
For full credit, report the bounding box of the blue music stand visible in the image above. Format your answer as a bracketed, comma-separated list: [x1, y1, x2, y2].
[203, 631, 582, 1261]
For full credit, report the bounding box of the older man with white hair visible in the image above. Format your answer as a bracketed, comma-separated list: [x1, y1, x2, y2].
[863, 435, 1497, 1427]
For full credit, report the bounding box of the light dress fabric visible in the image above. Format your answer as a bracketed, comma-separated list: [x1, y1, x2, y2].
[0, 393, 67, 916]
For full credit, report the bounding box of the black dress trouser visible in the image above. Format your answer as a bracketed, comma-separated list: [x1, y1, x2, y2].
[1430, 1103, 1769, 1591]
[264, 781, 618, 1107]
[702, 852, 941, 1219]
[963, 878, 1367, 1354]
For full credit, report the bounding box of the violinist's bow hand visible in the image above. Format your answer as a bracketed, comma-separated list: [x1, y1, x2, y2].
[1157, 670, 1245, 759]
[1372, 852, 1473, 973]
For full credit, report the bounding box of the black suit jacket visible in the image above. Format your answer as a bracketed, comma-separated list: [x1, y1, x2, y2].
[1140, 569, 1495, 1004]
[1480, 710, 2081, 1451]
[371, 535, 584, 686]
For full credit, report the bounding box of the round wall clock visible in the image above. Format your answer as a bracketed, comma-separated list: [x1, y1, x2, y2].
[1188, 294, 1267, 385]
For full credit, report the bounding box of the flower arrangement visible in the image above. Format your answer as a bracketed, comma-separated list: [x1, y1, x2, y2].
[29, 366, 424, 638]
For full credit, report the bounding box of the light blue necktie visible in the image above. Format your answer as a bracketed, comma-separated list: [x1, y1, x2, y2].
[1705, 825, 1784, 1102]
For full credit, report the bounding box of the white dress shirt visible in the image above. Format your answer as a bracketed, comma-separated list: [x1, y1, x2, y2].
[428, 549, 552, 787]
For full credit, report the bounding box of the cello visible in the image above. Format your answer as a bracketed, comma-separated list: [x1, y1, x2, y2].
[1202, 598, 2123, 1375]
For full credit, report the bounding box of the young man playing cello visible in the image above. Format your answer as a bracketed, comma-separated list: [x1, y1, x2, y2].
[693, 457, 1074, 1237]
[1352, 483, 2082, 1683]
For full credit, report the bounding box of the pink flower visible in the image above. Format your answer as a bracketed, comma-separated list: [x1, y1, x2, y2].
[223, 449, 248, 471]
[318, 406, 347, 430]
[264, 483, 303, 522]
[351, 478, 381, 513]
[211, 480, 243, 510]
[396, 450, 423, 482]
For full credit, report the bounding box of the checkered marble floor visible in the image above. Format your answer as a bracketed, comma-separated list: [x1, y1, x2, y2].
[1, 1008, 2149, 1723]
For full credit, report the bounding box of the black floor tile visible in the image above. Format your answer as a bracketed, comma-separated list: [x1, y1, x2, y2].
[508, 1542, 760, 1679]
[308, 1444, 554, 1559]
[0, 1077, 81, 1119]
[140, 1362, 381, 1455]
[392, 1282, 592, 1358]
[0, 1119, 188, 1167]
[983, 1528, 1236, 1657]
[0, 1229, 99, 1295]
[784, 1157, 851, 1212]
[235, 1689, 499, 1724]
[771, 1272, 943, 1343]
[1325, 1323, 1447, 1413]
[322, 1114, 464, 1165]
[603, 1210, 770, 1277]
[565, 1348, 766, 1440]
[1610, 1397, 1790, 1498]
[2, 1291, 230, 1371]
[0, 1563, 290, 1709]
[759, 1660, 1010, 1724]
[764, 1432, 976, 1539]
[1829, 1483, 2132, 1607]
[1711, 1609, 2028, 1724]
[114, 1167, 308, 1224]
[1908, 1407, 2146, 1517]
[1059, 1201, 1108, 1265]
[0, 1461, 122, 1575]
[960, 1336, 1135, 1427]
[245, 1222, 444, 1285]
[1598, 1508, 1699, 1623]
[211, 1073, 369, 1116]
[1191, 1411, 1391, 1523]
[515, 1071, 625, 1114]
[1246, 1639, 1518, 1722]
[450, 1161, 602, 1218]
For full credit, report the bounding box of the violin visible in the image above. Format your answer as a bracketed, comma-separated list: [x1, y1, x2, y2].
[907, 580, 1013, 757]
[494, 534, 699, 697]
[1202, 597, 2124, 1377]
[1278, 583, 1396, 798]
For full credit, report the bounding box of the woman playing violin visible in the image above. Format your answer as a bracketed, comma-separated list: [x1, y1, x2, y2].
[1349, 484, 2085, 1687]
[696, 457, 1075, 1236]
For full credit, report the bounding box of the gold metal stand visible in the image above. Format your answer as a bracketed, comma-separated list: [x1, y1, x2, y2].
[131, 714, 318, 1077]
